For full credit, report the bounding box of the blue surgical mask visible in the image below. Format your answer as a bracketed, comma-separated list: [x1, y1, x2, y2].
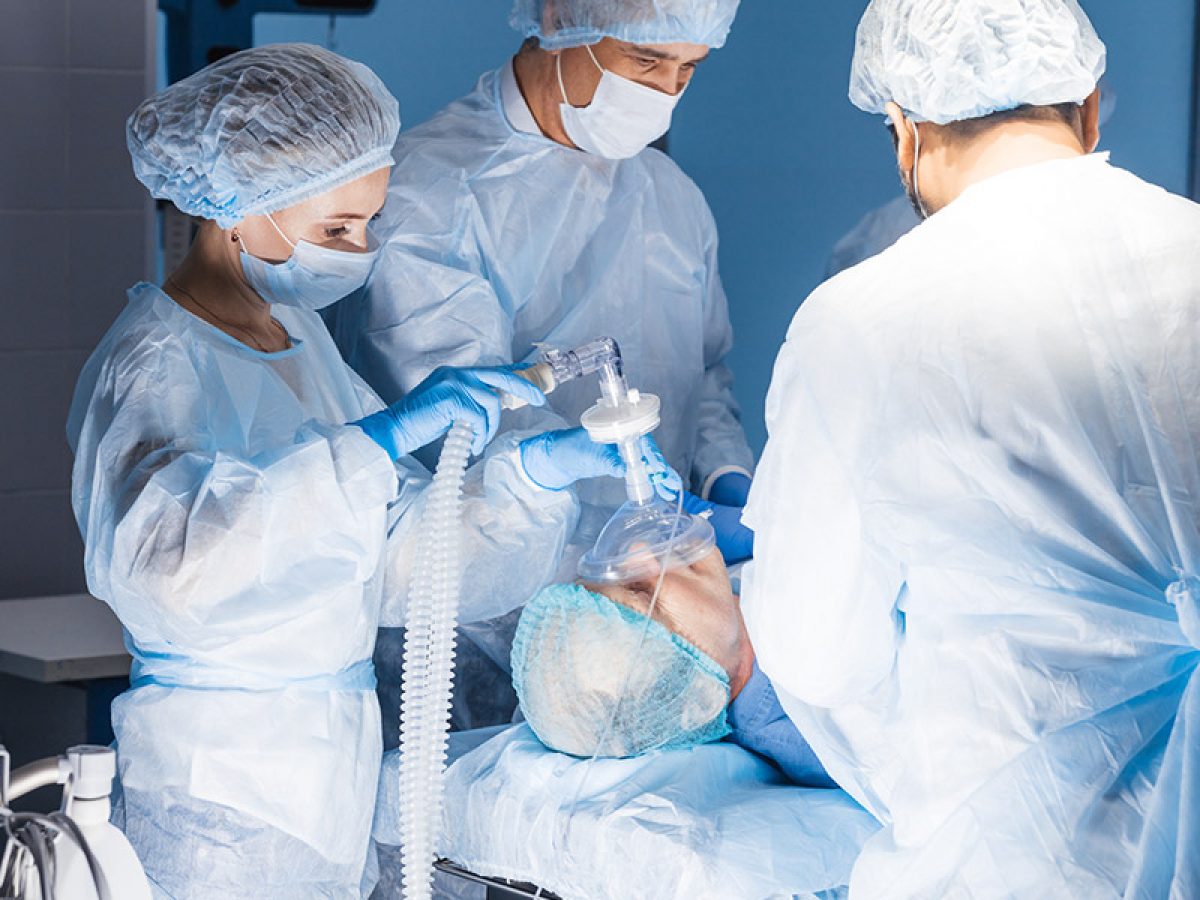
[239, 213, 381, 310]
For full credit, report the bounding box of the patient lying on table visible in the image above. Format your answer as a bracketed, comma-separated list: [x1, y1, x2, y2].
[510, 549, 834, 787]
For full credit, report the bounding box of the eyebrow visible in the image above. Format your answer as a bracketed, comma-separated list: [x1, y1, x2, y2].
[625, 44, 709, 64]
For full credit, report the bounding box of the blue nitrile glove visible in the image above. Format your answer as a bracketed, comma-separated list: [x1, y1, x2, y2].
[354, 365, 546, 458]
[707, 471, 752, 507]
[644, 438, 683, 501]
[682, 492, 755, 564]
[520, 430, 682, 495]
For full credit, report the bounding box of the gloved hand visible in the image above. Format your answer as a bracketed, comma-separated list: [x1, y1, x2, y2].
[642, 435, 683, 501]
[707, 471, 752, 508]
[354, 365, 546, 458]
[682, 492, 754, 565]
[520, 430, 682, 496]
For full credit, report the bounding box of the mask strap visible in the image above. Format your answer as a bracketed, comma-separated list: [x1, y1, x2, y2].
[265, 212, 297, 250]
[558, 45, 605, 107]
[556, 52, 571, 106]
[911, 120, 930, 220]
[584, 43, 604, 74]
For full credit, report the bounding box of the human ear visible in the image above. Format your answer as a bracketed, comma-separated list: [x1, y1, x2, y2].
[1080, 87, 1101, 153]
[885, 101, 915, 174]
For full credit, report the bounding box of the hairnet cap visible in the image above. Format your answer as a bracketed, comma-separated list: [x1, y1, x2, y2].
[510, 0, 740, 50]
[849, 0, 1106, 125]
[127, 43, 400, 227]
[512, 584, 730, 758]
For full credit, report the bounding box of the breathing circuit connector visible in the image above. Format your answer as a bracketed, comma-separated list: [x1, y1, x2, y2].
[501, 338, 626, 410]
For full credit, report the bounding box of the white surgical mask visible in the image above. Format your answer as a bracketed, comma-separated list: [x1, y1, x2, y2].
[239, 213, 381, 311]
[557, 45, 682, 160]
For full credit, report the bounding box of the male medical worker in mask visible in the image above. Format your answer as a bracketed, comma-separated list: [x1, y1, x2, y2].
[824, 79, 1117, 278]
[326, 0, 755, 730]
[741, 1, 1200, 897]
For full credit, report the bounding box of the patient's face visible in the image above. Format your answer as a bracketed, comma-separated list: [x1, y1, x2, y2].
[582, 548, 749, 691]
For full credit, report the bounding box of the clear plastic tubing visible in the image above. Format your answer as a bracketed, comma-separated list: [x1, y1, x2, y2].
[396, 419, 473, 900]
[397, 335, 628, 897]
[618, 437, 653, 504]
[585, 347, 656, 505]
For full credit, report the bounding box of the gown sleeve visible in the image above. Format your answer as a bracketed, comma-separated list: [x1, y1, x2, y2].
[70, 335, 401, 652]
[724, 661, 836, 788]
[378, 433, 580, 628]
[690, 201, 756, 490]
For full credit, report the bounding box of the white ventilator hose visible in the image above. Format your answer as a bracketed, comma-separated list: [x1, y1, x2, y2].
[397, 420, 473, 900]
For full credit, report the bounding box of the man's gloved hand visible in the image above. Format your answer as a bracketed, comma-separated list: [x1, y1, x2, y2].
[707, 471, 752, 508]
[520, 429, 682, 495]
[682, 492, 755, 565]
[354, 365, 546, 458]
[640, 435, 683, 500]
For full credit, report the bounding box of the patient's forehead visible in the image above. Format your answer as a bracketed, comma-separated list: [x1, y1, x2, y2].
[578, 579, 662, 624]
[579, 579, 637, 605]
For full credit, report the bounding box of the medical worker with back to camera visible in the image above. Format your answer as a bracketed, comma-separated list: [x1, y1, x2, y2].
[742, 1, 1200, 897]
[66, 43, 668, 899]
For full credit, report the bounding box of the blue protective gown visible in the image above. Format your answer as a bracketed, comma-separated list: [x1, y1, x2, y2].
[743, 154, 1200, 899]
[326, 60, 754, 537]
[825, 195, 920, 279]
[325, 60, 756, 729]
[67, 283, 577, 898]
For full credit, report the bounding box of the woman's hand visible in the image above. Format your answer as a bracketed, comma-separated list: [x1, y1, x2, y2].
[354, 365, 546, 458]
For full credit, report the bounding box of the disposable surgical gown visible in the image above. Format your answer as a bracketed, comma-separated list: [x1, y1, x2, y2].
[825, 195, 920, 278]
[742, 154, 1200, 899]
[327, 60, 754, 525]
[326, 60, 754, 728]
[67, 283, 577, 899]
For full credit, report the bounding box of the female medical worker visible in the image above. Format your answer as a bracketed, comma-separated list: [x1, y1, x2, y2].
[67, 44, 633, 899]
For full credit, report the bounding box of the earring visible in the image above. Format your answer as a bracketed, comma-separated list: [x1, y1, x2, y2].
[231, 230, 241, 243]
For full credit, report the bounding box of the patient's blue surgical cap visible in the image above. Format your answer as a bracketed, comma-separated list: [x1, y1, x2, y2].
[850, 0, 1106, 125]
[127, 43, 400, 227]
[512, 584, 731, 758]
[510, 0, 740, 50]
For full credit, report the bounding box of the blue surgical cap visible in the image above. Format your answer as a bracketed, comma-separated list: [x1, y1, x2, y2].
[512, 584, 731, 758]
[510, 0, 740, 50]
[127, 43, 400, 227]
[850, 0, 1106, 125]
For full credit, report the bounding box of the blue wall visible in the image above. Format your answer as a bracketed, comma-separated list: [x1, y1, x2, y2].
[257, 0, 1197, 454]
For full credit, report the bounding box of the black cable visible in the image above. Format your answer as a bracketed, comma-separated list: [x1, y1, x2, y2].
[5, 814, 56, 900]
[48, 813, 110, 900]
[0, 809, 111, 900]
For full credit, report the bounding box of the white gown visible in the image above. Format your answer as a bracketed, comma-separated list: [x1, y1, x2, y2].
[68, 283, 577, 898]
[743, 154, 1200, 899]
